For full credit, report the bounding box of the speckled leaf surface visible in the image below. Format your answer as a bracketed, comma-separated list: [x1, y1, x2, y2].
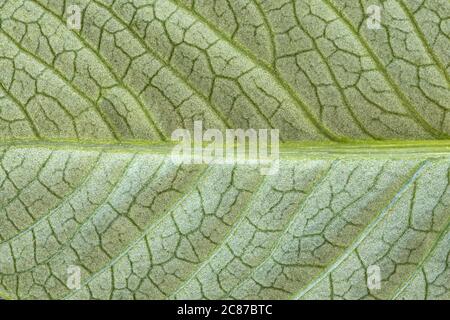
[0, 0, 449, 300]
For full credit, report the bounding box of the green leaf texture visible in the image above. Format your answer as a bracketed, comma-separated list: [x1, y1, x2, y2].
[0, 0, 449, 300]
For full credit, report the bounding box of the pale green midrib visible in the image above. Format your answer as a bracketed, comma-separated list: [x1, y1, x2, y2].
[1, 139, 450, 158]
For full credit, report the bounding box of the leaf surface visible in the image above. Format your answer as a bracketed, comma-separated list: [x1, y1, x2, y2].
[0, 0, 449, 300]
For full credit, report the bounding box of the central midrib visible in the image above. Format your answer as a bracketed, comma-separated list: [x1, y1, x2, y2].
[1, 139, 450, 158]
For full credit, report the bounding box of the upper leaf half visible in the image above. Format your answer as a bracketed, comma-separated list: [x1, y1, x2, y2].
[0, 0, 448, 142]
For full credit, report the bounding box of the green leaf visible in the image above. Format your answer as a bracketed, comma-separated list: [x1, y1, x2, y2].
[0, 0, 449, 300]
